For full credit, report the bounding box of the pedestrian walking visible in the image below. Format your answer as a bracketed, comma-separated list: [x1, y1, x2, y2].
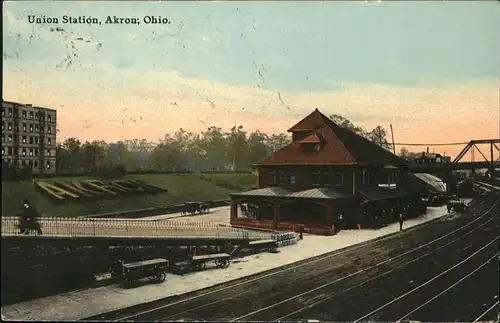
[299, 225, 304, 240]
[19, 199, 42, 235]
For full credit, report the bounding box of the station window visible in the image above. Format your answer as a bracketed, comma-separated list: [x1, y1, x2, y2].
[278, 171, 286, 184]
[267, 170, 276, 185]
[22, 136, 27, 143]
[46, 161, 51, 169]
[29, 137, 34, 144]
[8, 108, 12, 117]
[288, 174, 296, 185]
[29, 111, 34, 119]
[46, 149, 51, 157]
[311, 168, 321, 186]
[22, 111, 26, 119]
[48, 126, 52, 134]
[332, 172, 344, 186]
[22, 123, 27, 131]
[29, 125, 34, 132]
[7, 122, 12, 131]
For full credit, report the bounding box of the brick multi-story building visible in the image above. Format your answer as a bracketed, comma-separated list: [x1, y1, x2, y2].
[230, 109, 426, 235]
[2, 100, 57, 174]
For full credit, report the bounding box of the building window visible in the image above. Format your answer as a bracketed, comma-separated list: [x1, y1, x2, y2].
[34, 148, 38, 156]
[35, 112, 38, 119]
[22, 136, 27, 143]
[1, 134, 4, 142]
[29, 125, 34, 132]
[8, 135, 12, 142]
[267, 170, 276, 185]
[29, 111, 34, 119]
[22, 123, 27, 131]
[8, 147, 12, 155]
[1, 148, 4, 155]
[28, 160, 33, 167]
[288, 174, 296, 185]
[48, 127, 52, 134]
[311, 168, 321, 186]
[29, 148, 33, 157]
[321, 172, 331, 186]
[22, 111, 26, 118]
[21, 149, 26, 156]
[2, 122, 4, 130]
[278, 171, 286, 184]
[47, 138, 52, 145]
[7, 122, 12, 131]
[35, 125, 39, 132]
[34, 160, 38, 168]
[332, 171, 344, 186]
[29, 137, 34, 144]
[362, 169, 372, 185]
[2, 108, 4, 117]
[48, 115, 52, 122]
[21, 160, 26, 166]
[46, 161, 51, 169]
[46, 149, 51, 157]
[8, 108, 12, 117]
[35, 137, 39, 144]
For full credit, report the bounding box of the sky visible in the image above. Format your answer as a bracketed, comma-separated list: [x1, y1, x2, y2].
[2, 1, 500, 159]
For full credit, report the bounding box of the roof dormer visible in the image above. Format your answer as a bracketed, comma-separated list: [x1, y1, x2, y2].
[299, 133, 324, 153]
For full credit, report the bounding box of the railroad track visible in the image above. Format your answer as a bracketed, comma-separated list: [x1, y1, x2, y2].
[86, 196, 497, 322]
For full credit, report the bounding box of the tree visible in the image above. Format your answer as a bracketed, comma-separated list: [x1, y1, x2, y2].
[199, 126, 228, 170]
[227, 125, 248, 170]
[399, 147, 421, 160]
[367, 125, 392, 151]
[329, 114, 367, 137]
[329, 114, 392, 150]
[266, 133, 291, 152]
[247, 131, 270, 165]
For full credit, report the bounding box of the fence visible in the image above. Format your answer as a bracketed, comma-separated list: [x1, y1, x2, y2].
[1, 217, 272, 240]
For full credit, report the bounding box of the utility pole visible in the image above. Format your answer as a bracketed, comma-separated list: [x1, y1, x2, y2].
[390, 124, 396, 155]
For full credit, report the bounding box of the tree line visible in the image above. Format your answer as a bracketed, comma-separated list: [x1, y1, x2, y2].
[53, 115, 403, 174]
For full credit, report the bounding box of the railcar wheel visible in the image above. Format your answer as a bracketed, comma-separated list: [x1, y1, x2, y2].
[220, 259, 230, 269]
[156, 271, 166, 283]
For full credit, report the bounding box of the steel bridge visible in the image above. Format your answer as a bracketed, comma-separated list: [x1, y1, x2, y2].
[407, 139, 500, 173]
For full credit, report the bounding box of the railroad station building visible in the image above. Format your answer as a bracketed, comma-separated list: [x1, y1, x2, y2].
[229, 109, 426, 235]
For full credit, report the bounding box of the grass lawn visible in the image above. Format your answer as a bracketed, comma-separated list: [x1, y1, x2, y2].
[1, 173, 257, 218]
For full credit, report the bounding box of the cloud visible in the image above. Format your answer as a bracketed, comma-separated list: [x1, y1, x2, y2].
[3, 63, 498, 156]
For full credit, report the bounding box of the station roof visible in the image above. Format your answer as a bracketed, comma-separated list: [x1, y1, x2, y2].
[230, 187, 351, 200]
[287, 188, 350, 200]
[230, 187, 292, 197]
[356, 186, 408, 202]
[257, 109, 407, 167]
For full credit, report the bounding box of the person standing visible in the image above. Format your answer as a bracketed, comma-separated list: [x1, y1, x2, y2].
[398, 211, 404, 231]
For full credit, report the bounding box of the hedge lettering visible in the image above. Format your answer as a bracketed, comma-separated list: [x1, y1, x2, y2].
[34, 179, 167, 203]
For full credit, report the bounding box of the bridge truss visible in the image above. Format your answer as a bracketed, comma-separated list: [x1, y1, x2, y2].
[452, 139, 500, 165]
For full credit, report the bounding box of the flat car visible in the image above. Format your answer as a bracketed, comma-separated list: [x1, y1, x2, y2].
[113, 258, 168, 287]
